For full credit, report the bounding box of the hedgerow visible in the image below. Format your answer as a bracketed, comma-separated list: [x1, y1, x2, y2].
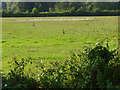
[2, 10, 119, 17]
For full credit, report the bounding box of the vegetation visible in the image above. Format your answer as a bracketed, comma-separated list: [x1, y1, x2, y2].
[1, 2, 119, 88]
[2, 16, 118, 73]
[2, 38, 120, 88]
[2, 2, 120, 17]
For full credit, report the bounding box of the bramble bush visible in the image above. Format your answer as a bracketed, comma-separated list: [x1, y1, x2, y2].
[2, 38, 120, 88]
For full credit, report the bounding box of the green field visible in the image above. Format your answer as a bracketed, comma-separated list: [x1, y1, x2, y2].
[2, 16, 118, 72]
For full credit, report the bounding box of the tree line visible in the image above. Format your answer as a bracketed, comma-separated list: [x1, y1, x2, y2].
[2, 2, 120, 17]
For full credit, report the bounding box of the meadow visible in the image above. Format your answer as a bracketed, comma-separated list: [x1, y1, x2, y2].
[2, 16, 118, 73]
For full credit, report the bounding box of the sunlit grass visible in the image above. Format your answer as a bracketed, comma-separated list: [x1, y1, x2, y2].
[2, 16, 118, 73]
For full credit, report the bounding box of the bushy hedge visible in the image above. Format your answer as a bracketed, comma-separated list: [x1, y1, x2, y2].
[2, 38, 120, 88]
[2, 10, 119, 17]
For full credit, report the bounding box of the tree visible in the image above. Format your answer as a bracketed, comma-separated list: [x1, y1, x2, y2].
[2, 2, 7, 10]
[54, 2, 69, 12]
[49, 7, 53, 12]
[92, 8, 101, 13]
[17, 2, 35, 12]
[32, 7, 39, 14]
[70, 7, 76, 14]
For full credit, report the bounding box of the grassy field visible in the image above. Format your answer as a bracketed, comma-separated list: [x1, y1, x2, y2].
[2, 16, 118, 73]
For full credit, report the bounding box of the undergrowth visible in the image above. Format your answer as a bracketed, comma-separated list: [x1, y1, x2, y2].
[2, 38, 120, 88]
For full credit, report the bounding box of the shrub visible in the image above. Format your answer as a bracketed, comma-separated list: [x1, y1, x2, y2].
[32, 7, 39, 14]
[2, 9, 119, 17]
[70, 7, 76, 14]
[37, 38, 120, 88]
[2, 58, 39, 88]
[2, 38, 120, 88]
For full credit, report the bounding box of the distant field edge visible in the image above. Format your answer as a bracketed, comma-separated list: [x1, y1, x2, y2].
[2, 11, 119, 17]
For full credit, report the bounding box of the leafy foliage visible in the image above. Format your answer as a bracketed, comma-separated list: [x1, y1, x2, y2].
[2, 2, 120, 17]
[32, 7, 39, 14]
[2, 39, 120, 88]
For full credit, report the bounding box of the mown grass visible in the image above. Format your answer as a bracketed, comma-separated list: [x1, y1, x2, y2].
[2, 16, 118, 73]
